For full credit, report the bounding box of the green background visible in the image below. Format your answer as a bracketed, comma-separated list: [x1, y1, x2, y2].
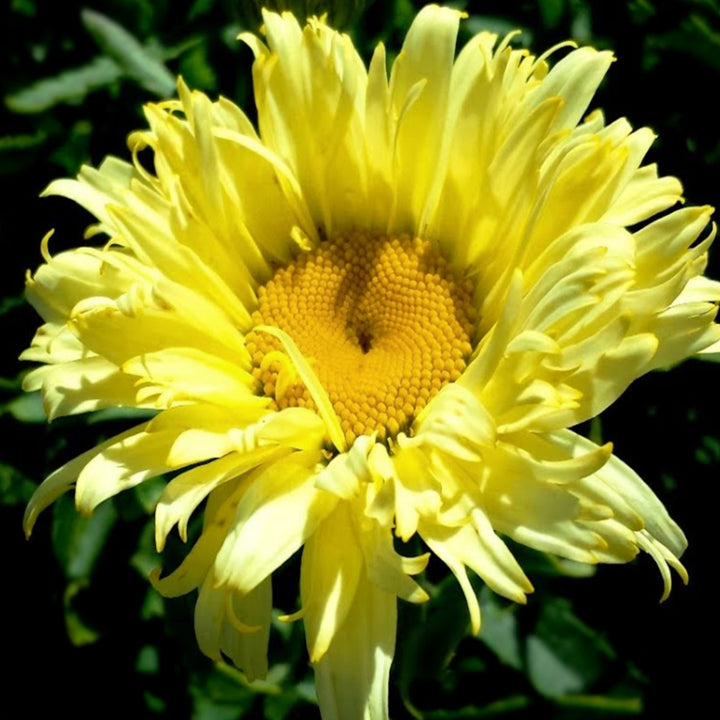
[1, 1, 718, 717]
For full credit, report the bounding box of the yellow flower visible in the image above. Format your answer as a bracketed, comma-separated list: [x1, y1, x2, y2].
[22, 5, 720, 718]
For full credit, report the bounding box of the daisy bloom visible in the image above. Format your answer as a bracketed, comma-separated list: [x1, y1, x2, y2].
[22, 5, 720, 719]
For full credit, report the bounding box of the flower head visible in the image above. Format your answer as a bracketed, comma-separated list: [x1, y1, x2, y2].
[22, 5, 720, 718]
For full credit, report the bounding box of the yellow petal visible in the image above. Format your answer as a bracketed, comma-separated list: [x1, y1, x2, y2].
[214, 451, 335, 593]
[197, 575, 272, 680]
[75, 423, 177, 513]
[23, 423, 144, 537]
[313, 570, 395, 720]
[301, 501, 363, 662]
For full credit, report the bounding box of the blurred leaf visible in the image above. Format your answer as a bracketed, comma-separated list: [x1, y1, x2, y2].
[539, 0, 565, 28]
[0, 462, 36, 505]
[134, 475, 166, 514]
[49, 119, 93, 175]
[477, 587, 523, 671]
[189, 0, 220, 21]
[527, 634, 584, 697]
[87, 406, 157, 424]
[221, 23, 244, 49]
[396, 574, 474, 718]
[264, 677, 316, 720]
[647, 13, 720, 73]
[465, 15, 527, 41]
[695, 435, 720, 464]
[113, 472, 166, 523]
[190, 665, 257, 719]
[143, 692, 168, 714]
[136, 644, 161, 675]
[81, 8, 176, 97]
[569, 0, 593, 43]
[393, 0, 417, 33]
[131, 519, 163, 578]
[509, 542, 597, 578]
[64, 579, 101, 645]
[4, 57, 123, 113]
[214, 659, 285, 695]
[2, 391, 46, 423]
[556, 694, 642, 713]
[179, 42, 219, 91]
[422, 694, 531, 719]
[628, 0, 656, 24]
[0, 294, 27, 317]
[526, 597, 615, 697]
[10, 0, 37, 17]
[141, 586, 166, 621]
[0, 131, 48, 174]
[399, 573, 472, 680]
[660, 472, 677, 491]
[588, 415, 603, 445]
[52, 493, 117, 580]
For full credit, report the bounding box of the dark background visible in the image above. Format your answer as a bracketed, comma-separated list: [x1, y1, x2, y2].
[1, 1, 718, 718]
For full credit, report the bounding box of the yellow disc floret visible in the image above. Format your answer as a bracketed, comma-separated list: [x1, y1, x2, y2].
[246, 232, 476, 445]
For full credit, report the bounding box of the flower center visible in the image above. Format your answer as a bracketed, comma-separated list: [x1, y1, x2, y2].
[246, 232, 476, 445]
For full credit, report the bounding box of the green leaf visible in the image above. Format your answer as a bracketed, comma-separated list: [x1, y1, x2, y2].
[0, 462, 36, 505]
[143, 692, 168, 714]
[647, 13, 720, 73]
[569, 2, 593, 44]
[0, 136, 48, 173]
[423, 694, 531, 719]
[539, 0, 565, 28]
[556, 694, 642, 713]
[4, 56, 123, 113]
[695, 435, 720, 464]
[396, 574, 474, 718]
[133, 475, 166, 514]
[10, 0, 37, 17]
[51, 493, 117, 580]
[507, 542, 597, 579]
[190, 665, 257, 720]
[48, 119, 92, 174]
[465, 15, 527, 42]
[64, 578, 101, 645]
[179, 43, 219, 92]
[3, 391, 46, 423]
[86, 406, 157, 424]
[264, 682, 310, 720]
[131, 519, 162, 579]
[525, 597, 615, 698]
[0, 131, 47, 154]
[136, 644, 161, 675]
[0, 294, 28, 317]
[188, 0, 219, 21]
[477, 587, 523, 671]
[140, 586, 165, 621]
[81, 9, 176, 97]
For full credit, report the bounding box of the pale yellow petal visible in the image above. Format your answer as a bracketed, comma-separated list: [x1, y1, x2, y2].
[566, 430, 687, 557]
[314, 571, 395, 720]
[301, 501, 363, 662]
[214, 451, 336, 593]
[388, 5, 464, 232]
[24, 354, 141, 421]
[359, 512, 429, 604]
[155, 450, 280, 550]
[123, 347, 261, 411]
[74, 423, 177, 513]
[250, 9, 370, 235]
[193, 575, 272, 680]
[23, 423, 144, 537]
[314, 434, 374, 499]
